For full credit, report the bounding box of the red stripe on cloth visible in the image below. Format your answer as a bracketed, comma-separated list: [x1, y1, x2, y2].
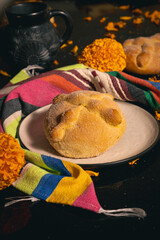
[0, 93, 7, 99]
[110, 75, 126, 100]
[120, 72, 160, 104]
[118, 78, 134, 101]
[69, 69, 93, 88]
[40, 74, 82, 92]
[59, 71, 91, 90]
[151, 92, 160, 104]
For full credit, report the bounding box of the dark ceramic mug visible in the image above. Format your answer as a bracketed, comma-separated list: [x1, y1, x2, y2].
[4, 2, 73, 70]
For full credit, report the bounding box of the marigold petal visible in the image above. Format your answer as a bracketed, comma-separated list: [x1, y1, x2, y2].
[78, 38, 126, 72]
[0, 132, 25, 190]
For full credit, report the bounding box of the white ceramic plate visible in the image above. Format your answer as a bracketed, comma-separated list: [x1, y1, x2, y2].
[19, 101, 159, 166]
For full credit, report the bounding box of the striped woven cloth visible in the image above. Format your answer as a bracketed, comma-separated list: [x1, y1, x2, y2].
[0, 64, 159, 218]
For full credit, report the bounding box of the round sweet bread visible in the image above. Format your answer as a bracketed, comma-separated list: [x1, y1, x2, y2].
[43, 91, 126, 158]
[123, 33, 160, 75]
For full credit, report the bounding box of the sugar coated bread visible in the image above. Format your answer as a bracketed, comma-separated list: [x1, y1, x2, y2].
[123, 33, 160, 75]
[43, 91, 126, 158]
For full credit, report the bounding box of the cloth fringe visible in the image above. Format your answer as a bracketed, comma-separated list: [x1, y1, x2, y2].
[4, 196, 40, 207]
[99, 207, 146, 218]
[4, 197, 146, 219]
[25, 65, 44, 76]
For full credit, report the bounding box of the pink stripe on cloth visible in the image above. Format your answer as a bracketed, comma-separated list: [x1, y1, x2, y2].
[0, 121, 4, 132]
[5, 79, 67, 107]
[72, 182, 101, 213]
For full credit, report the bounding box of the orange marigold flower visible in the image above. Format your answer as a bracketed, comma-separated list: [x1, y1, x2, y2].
[71, 45, 79, 56]
[120, 16, 132, 20]
[0, 70, 10, 77]
[100, 17, 106, 23]
[50, 17, 57, 28]
[105, 22, 118, 31]
[148, 76, 160, 82]
[67, 40, 73, 45]
[132, 8, 143, 15]
[145, 10, 160, 25]
[0, 132, 25, 190]
[83, 16, 92, 21]
[119, 5, 130, 10]
[77, 38, 126, 72]
[53, 60, 59, 65]
[133, 17, 143, 24]
[60, 43, 67, 49]
[129, 158, 139, 166]
[144, 11, 150, 18]
[155, 111, 160, 120]
[116, 20, 127, 28]
[105, 21, 126, 31]
[104, 33, 116, 39]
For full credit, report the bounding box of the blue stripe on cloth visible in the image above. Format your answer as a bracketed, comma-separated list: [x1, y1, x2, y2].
[145, 80, 160, 90]
[32, 173, 64, 200]
[41, 155, 71, 177]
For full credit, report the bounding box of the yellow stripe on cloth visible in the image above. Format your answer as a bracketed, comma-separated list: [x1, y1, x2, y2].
[10, 69, 30, 84]
[4, 115, 21, 137]
[46, 160, 92, 205]
[25, 150, 50, 170]
[57, 63, 86, 71]
[13, 163, 48, 195]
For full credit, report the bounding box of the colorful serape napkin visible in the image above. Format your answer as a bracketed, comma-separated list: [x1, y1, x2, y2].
[1, 64, 160, 218]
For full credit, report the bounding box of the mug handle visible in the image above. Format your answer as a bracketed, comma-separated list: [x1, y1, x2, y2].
[48, 9, 73, 45]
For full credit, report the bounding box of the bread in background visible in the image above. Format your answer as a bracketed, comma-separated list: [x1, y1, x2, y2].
[123, 33, 160, 75]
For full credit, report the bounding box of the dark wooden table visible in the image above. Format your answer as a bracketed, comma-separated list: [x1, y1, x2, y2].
[0, 1, 160, 239]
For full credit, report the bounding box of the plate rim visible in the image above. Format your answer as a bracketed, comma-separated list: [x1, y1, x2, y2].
[19, 102, 160, 168]
[81, 130, 160, 168]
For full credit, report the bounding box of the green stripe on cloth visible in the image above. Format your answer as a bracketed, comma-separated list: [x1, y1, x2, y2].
[144, 91, 160, 110]
[13, 164, 48, 195]
[57, 63, 86, 71]
[4, 116, 21, 137]
[10, 69, 30, 84]
[25, 150, 61, 175]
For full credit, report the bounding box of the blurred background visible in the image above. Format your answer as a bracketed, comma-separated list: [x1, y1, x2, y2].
[1, 0, 160, 86]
